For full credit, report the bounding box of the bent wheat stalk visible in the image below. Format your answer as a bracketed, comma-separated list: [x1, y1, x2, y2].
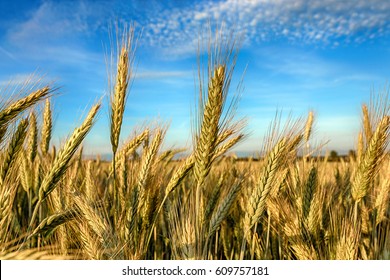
[29, 208, 80, 238]
[0, 118, 29, 185]
[0, 86, 51, 129]
[30, 103, 101, 227]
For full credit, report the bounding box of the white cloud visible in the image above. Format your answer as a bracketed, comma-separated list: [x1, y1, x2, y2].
[194, 12, 208, 21]
[136, 70, 192, 79]
[131, 0, 390, 57]
[2, 1, 109, 73]
[6, 0, 390, 59]
[0, 73, 52, 87]
[0, 74, 35, 87]
[262, 51, 336, 78]
[7, 1, 106, 46]
[42, 46, 103, 66]
[332, 74, 383, 84]
[0, 46, 16, 60]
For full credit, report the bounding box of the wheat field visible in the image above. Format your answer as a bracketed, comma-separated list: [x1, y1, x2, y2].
[0, 27, 389, 260]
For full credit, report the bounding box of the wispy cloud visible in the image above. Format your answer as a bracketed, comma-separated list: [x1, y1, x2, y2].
[0, 46, 16, 61]
[332, 74, 383, 84]
[7, 1, 107, 46]
[43, 46, 104, 68]
[0, 74, 35, 87]
[254, 47, 340, 78]
[2, 1, 108, 77]
[130, 0, 390, 56]
[6, 0, 390, 59]
[0, 72, 53, 86]
[246, 46, 385, 94]
[136, 70, 192, 79]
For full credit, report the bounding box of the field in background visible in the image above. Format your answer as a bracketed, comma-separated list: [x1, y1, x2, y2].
[0, 26, 389, 260]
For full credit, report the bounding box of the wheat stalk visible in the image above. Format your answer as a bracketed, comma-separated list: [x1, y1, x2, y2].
[165, 155, 195, 196]
[302, 166, 317, 219]
[27, 112, 38, 163]
[0, 118, 29, 185]
[39, 103, 100, 201]
[362, 104, 373, 142]
[85, 160, 95, 202]
[208, 179, 242, 239]
[213, 134, 244, 161]
[30, 103, 101, 227]
[73, 195, 111, 245]
[204, 175, 224, 222]
[109, 26, 136, 157]
[118, 153, 128, 208]
[374, 176, 390, 225]
[304, 111, 314, 143]
[20, 154, 32, 193]
[352, 116, 389, 202]
[0, 86, 51, 129]
[137, 129, 163, 193]
[29, 208, 79, 238]
[113, 128, 149, 172]
[41, 99, 52, 155]
[244, 138, 287, 232]
[194, 65, 225, 188]
[110, 46, 130, 156]
[335, 219, 359, 260]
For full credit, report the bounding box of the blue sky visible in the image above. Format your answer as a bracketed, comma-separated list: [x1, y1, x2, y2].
[1, 0, 390, 156]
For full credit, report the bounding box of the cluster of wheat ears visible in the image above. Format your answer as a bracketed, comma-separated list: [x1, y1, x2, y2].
[0, 26, 389, 260]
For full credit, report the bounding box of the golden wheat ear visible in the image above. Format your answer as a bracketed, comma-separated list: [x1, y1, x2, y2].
[0, 86, 52, 129]
[109, 24, 137, 158]
[29, 102, 101, 227]
[27, 112, 38, 164]
[41, 99, 52, 155]
[192, 27, 246, 250]
[0, 118, 29, 185]
[244, 137, 287, 233]
[28, 208, 80, 239]
[352, 116, 389, 202]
